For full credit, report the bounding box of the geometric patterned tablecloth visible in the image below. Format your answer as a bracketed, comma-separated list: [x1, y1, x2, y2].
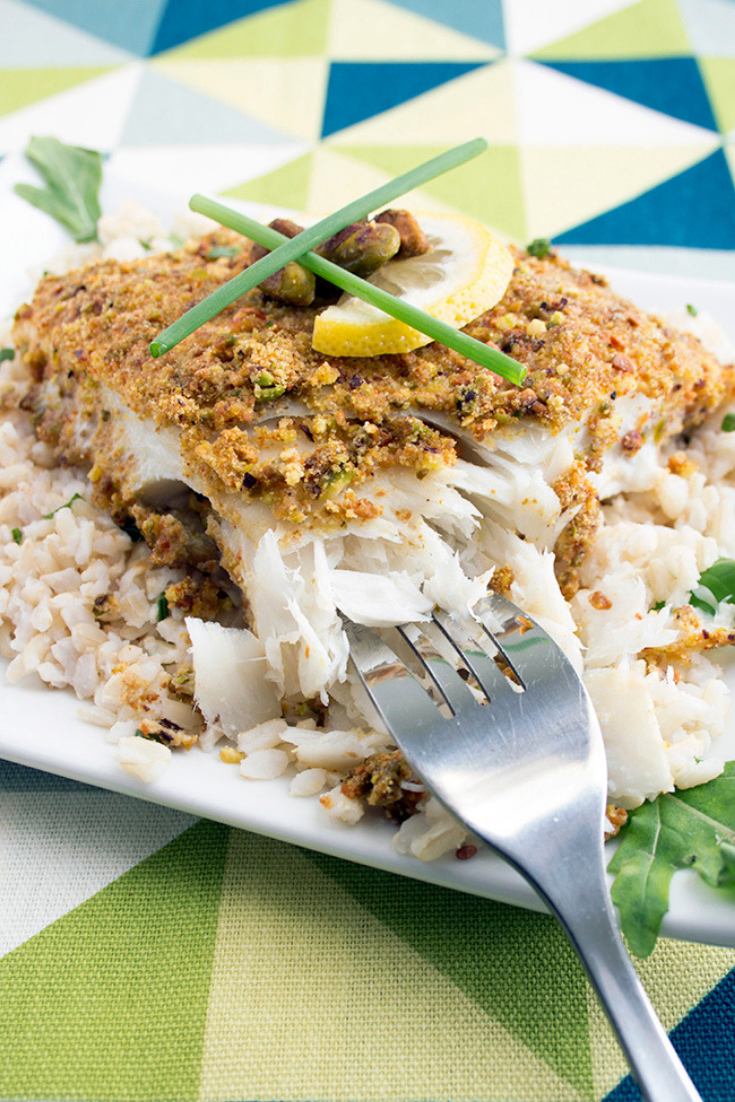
[2, 2, 735, 1099]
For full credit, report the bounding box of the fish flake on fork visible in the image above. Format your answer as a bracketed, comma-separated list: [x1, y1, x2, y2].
[345, 593, 702, 1102]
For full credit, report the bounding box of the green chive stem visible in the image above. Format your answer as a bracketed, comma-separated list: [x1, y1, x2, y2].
[151, 139, 488, 357]
[186, 196, 526, 387]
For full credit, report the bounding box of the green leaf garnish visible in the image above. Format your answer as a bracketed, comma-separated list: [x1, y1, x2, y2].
[690, 558, 735, 615]
[686, 303, 699, 317]
[722, 412, 735, 432]
[150, 139, 524, 387]
[526, 238, 552, 259]
[0, 347, 15, 363]
[156, 593, 169, 621]
[14, 136, 103, 243]
[171, 196, 525, 387]
[608, 763, 735, 957]
[43, 492, 83, 519]
[11, 527, 22, 544]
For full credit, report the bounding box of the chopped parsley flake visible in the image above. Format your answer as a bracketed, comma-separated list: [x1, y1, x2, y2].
[686, 303, 699, 317]
[722, 413, 735, 433]
[0, 347, 15, 363]
[11, 527, 22, 544]
[43, 492, 82, 519]
[156, 593, 170, 622]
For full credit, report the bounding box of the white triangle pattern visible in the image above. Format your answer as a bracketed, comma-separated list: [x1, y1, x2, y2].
[0, 791, 196, 957]
[513, 57, 720, 146]
[502, 0, 635, 56]
[0, 62, 144, 154]
[108, 142, 308, 202]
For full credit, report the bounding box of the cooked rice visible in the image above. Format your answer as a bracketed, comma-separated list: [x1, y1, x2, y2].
[2, 203, 735, 862]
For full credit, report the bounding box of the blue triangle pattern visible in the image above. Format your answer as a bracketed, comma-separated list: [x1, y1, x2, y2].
[321, 61, 488, 138]
[150, 0, 287, 55]
[554, 149, 735, 249]
[385, 0, 504, 49]
[120, 69, 293, 146]
[19, 0, 167, 56]
[603, 966, 735, 1101]
[540, 58, 718, 133]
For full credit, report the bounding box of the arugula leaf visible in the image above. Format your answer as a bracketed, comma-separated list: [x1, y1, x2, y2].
[690, 558, 735, 615]
[14, 136, 103, 243]
[608, 763, 735, 957]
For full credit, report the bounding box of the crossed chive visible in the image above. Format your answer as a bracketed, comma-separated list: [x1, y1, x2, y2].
[150, 139, 525, 387]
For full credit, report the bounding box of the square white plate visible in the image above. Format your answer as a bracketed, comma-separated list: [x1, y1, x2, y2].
[1, 159, 734, 949]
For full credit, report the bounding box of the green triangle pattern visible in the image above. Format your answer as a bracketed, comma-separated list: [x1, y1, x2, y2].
[305, 850, 594, 1097]
[0, 66, 113, 117]
[158, 0, 332, 59]
[698, 57, 735, 134]
[0, 819, 229, 1102]
[334, 143, 526, 239]
[223, 151, 315, 208]
[532, 0, 690, 60]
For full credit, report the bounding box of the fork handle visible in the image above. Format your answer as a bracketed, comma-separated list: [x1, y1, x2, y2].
[528, 859, 702, 1102]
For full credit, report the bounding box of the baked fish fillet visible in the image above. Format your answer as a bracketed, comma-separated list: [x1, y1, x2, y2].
[13, 228, 734, 610]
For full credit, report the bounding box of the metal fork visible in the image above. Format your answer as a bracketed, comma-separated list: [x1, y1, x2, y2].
[345, 593, 702, 1102]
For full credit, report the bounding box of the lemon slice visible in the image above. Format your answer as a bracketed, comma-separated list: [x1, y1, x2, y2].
[311, 212, 514, 358]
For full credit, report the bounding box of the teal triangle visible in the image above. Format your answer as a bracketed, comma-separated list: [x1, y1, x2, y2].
[555, 149, 735, 249]
[321, 61, 489, 137]
[604, 967, 735, 1100]
[305, 851, 593, 1095]
[120, 69, 294, 146]
[540, 58, 718, 133]
[151, 0, 286, 55]
[0, 0, 134, 65]
[386, 0, 505, 49]
[19, 0, 168, 56]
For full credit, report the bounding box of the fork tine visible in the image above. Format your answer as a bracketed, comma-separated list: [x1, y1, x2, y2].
[432, 609, 523, 700]
[474, 593, 572, 689]
[395, 623, 478, 715]
[345, 620, 447, 737]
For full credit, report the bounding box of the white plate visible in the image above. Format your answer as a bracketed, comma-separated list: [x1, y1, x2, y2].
[1, 162, 735, 950]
